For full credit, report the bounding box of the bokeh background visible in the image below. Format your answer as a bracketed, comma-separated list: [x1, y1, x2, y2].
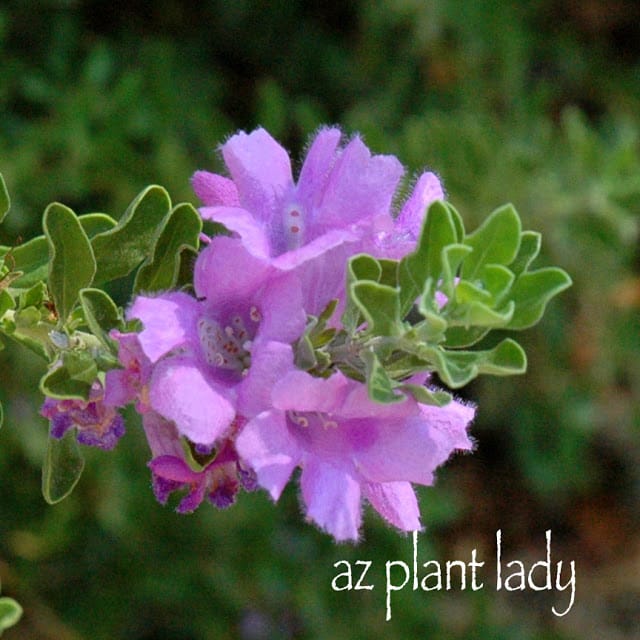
[1, 1, 639, 638]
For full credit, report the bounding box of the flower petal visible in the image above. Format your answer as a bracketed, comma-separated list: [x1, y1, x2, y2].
[238, 341, 294, 418]
[149, 357, 235, 446]
[149, 454, 201, 484]
[296, 127, 342, 210]
[272, 370, 349, 413]
[191, 170, 240, 207]
[396, 171, 445, 239]
[128, 292, 200, 363]
[235, 411, 301, 501]
[221, 128, 293, 227]
[318, 136, 404, 228]
[194, 236, 271, 305]
[351, 415, 442, 486]
[419, 398, 475, 454]
[363, 481, 421, 532]
[142, 411, 184, 458]
[198, 206, 270, 258]
[300, 459, 362, 541]
[257, 273, 306, 343]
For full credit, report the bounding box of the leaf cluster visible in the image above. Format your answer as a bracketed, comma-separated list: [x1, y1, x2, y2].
[0, 175, 202, 501]
[302, 201, 572, 405]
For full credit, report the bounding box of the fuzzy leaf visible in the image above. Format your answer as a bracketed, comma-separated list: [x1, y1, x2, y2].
[412, 338, 527, 388]
[440, 244, 472, 297]
[42, 428, 85, 504]
[361, 349, 405, 403]
[510, 231, 541, 276]
[43, 203, 96, 323]
[399, 383, 452, 407]
[92, 185, 171, 282]
[507, 268, 573, 329]
[79, 288, 122, 350]
[0, 290, 13, 318]
[399, 200, 459, 313]
[462, 203, 522, 279]
[2, 214, 115, 290]
[342, 254, 383, 333]
[40, 362, 93, 400]
[134, 202, 202, 293]
[350, 281, 402, 337]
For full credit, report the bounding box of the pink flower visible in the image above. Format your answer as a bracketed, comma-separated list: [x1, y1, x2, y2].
[236, 362, 474, 541]
[40, 381, 125, 450]
[124, 236, 305, 448]
[192, 127, 444, 314]
[142, 411, 256, 513]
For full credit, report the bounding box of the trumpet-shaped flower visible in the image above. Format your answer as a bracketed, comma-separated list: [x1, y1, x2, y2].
[236, 361, 474, 541]
[142, 411, 256, 513]
[123, 235, 306, 449]
[192, 127, 443, 314]
[40, 381, 125, 450]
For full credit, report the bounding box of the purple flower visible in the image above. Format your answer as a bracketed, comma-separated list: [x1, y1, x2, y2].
[192, 127, 444, 314]
[236, 363, 474, 542]
[40, 381, 125, 450]
[125, 235, 306, 449]
[104, 330, 153, 413]
[143, 411, 256, 513]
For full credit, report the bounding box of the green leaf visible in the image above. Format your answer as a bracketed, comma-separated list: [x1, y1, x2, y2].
[462, 203, 522, 280]
[295, 332, 318, 370]
[443, 326, 491, 348]
[479, 264, 515, 304]
[92, 185, 172, 283]
[77, 212, 118, 237]
[0, 173, 9, 224]
[43, 203, 96, 323]
[507, 267, 573, 329]
[350, 281, 402, 337]
[0, 596, 23, 633]
[361, 349, 405, 403]
[42, 428, 85, 504]
[40, 362, 93, 400]
[0, 401, 3, 430]
[0, 290, 14, 318]
[79, 288, 122, 350]
[476, 338, 528, 376]
[62, 351, 99, 385]
[510, 231, 541, 276]
[342, 254, 383, 333]
[399, 200, 459, 313]
[3, 214, 115, 290]
[409, 338, 527, 388]
[19, 281, 47, 309]
[440, 243, 473, 297]
[399, 383, 452, 407]
[134, 202, 202, 293]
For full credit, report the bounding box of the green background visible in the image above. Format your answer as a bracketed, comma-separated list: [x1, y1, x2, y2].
[1, 1, 639, 638]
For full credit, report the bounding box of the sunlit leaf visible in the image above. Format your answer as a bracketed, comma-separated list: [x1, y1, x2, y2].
[92, 185, 171, 282]
[507, 268, 573, 329]
[43, 203, 96, 323]
[134, 202, 202, 293]
[361, 349, 405, 403]
[79, 288, 122, 351]
[462, 203, 521, 279]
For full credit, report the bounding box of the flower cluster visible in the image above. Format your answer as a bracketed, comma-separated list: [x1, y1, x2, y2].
[40, 127, 474, 541]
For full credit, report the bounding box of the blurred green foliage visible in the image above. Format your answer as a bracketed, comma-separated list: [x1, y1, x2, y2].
[1, 1, 639, 638]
